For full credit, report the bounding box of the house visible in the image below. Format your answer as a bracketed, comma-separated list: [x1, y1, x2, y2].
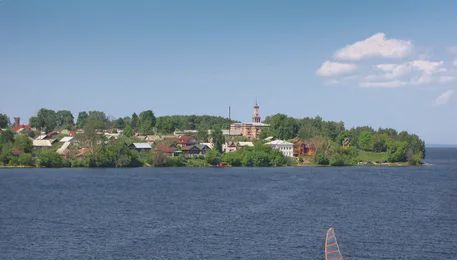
[155, 144, 178, 157]
[11, 117, 31, 133]
[229, 102, 269, 139]
[197, 144, 211, 155]
[33, 139, 54, 148]
[200, 142, 214, 150]
[222, 141, 254, 153]
[104, 133, 120, 140]
[57, 142, 72, 156]
[222, 129, 242, 136]
[174, 130, 198, 136]
[76, 147, 91, 157]
[266, 140, 294, 157]
[130, 143, 152, 151]
[238, 141, 254, 148]
[59, 136, 74, 143]
[223, 141, 238, 153]
[181, 145, 201, 158]
[293, 139, 316, 157]
[177, 135, 197, 146]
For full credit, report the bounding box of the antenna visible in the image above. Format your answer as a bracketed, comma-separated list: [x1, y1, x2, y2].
[228, 106, 231, 137]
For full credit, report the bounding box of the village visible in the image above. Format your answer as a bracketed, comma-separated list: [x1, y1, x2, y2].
[0, 103, 318, 168]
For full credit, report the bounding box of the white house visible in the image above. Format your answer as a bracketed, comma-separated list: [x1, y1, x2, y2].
[266, 140, 294, 157]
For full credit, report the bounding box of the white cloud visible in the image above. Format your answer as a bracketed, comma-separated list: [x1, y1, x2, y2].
[453, 58, 457, 67]
[316, 61, 357, 77]
[360, 60, 451, 88]
[434, 90, 455, 106]
[334, 33, 413, 61]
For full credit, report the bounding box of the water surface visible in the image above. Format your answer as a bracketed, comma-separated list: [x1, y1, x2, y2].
[1, 148, 456, 259]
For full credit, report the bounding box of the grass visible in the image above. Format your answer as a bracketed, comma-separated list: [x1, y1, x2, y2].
[356, 150, 387, 162]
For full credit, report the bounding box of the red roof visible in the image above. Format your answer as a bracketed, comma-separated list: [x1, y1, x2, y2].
[11, 124, 31, 132]
[155, 144, 176, 154]
[177, 135, 196, 145]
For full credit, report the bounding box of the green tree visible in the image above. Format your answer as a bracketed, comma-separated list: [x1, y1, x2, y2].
[13, 134, 33, 153]
[114, 118, 126, 129]
[205, 149, 221, 165]
[123, 124, 134, 137]
[197, 127, 209, 142]
[131, 113, 139, 130]
[357, 130, 374, 151]
[35, 108, 57, 133]
[56, 110, 74, 129]
[138, 110, 156, 134]
[386, 141, 408, 162]
[0, 129, 15, 145]
[211, 127, 225, 153]
[0, 114, 10, 128]
[222, 152, 243, 166]
[36, 150, 66, 167]
[17, 153, 33, 166]
[76, 111, 88, 128]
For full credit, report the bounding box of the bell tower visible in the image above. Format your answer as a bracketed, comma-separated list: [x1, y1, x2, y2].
[252, 100, 261, 123]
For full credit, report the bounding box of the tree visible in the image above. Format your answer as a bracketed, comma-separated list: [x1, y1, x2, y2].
[76, 111, 88, 128]
[35, 108, 57, 133]
[114, 118, 126, 129]
[357, 130, 374, 151]
[14, 134, 33, 153]
[0, 129, 15, 145]
[205, 149, 221, 165]
[211, 127, 225, 153]
[386, 141, 408, 162]
[131, 113, 139, 130]
[138, 110, 156, 134]
[36, 150, 66, 167]
[0, 114, 10, 128]
[56, 110, 74, 129]
[197, 127, 209, 142]
[123, 124, 134, 137]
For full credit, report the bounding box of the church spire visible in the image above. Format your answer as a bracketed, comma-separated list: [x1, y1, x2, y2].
[252, 100, 261, 123]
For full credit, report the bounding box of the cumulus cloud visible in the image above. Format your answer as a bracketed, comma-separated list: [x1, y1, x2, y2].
[360, 60, 449, 88]
[316, 34, 456, 88]
[434, 90, 455, 106]
[334, 33, 412, 61]
[316, 61, 357, 77]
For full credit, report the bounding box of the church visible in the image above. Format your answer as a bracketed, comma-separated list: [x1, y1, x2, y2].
[229, 102, 270, 139]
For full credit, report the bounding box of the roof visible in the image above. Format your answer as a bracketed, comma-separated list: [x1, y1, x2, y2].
[238, 141, 254, 147]
[35, 134, 47, 140]
[266, 140, 293, 145]
[222, 129, 242, 136]
[60, 136, 74, 143]
[33, 139, 53, 147]
[177, 135, 197, 145]
[57, 142, 72, 155]
[181, 145, 200, 151]
[230, 122, 270, 127]
[200, 142, 214, 149]
[155, 144, 176, 154]
[132, 143, 152, 149]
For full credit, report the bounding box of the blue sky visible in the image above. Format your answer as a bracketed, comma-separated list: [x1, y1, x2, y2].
[0, 0, 456, 144]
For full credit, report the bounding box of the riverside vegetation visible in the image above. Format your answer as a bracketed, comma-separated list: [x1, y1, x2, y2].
[0, 110, 425, 168]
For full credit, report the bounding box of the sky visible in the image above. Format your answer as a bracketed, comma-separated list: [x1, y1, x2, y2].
[0, 0, 456, 144]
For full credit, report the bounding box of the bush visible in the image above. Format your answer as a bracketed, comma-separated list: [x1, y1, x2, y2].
[17, 153, 34, 166]
[37, 150, 67, 167]
[166, 156, 186, 167]
[387, 141, 408, 162]
[222, 152, 242, 166]
[314, 151, 329, 165]
[205, 149, 221, 165]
